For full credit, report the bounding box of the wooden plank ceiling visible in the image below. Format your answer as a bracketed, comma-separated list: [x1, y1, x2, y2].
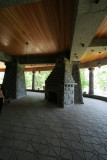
[0, 0, 74, 56]
[81, 16, 107, 63]
[80, 51, 107, 63]
[94, 16, 107, 39]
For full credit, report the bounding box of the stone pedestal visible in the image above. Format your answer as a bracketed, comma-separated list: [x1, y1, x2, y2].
[89, 67, 94, 95]
[72, 61, 83, 104]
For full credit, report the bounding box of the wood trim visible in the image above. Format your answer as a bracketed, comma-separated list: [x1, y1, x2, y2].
[0, 66, 54, 72]
[24, 66, 54, 72]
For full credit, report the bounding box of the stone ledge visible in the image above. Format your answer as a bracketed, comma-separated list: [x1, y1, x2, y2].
[83, 94, 107, 102]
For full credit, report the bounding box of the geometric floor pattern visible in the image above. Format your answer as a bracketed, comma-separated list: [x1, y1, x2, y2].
[0, 92, 107, 160]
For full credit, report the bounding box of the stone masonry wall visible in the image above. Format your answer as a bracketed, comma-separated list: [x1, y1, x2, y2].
[3, 62, 26, 99]
[45, 57, 65, 107]
[72, 61, 83, 104]
[64, 59, 76, 107]
[45, 57, 76, 107]
[16, 63, 26, 99]
[3, 62, 17, 99]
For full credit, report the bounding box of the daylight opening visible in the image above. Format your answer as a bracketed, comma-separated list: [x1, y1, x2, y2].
[25, 71, 51, 91]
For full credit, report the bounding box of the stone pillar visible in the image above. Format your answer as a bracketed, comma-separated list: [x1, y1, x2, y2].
[3, 62, 26, 99]
[38, 71, 40, 90]
[45, 57, 76, 108]
[89, 67, 94, 95]
[32, 71, 35, 90]
[72, 61, 83, 104]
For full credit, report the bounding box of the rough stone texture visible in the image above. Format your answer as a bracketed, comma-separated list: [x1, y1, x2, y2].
[72, 61, 83, 104]
[45, 57, 65, 107]
[16, 63, 26, 99]
[2, 62, 17, 99]
[0, 92, 107, 160]
[89, 67, 94, 96]
[45, 57, 76, 107]
[64, 59, 76, 107]
[3, 62, 26, 99]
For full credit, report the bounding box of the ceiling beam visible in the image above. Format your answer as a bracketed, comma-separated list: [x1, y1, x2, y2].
[79, 57, 107, 68]
[85, 46, 107, 53]
[70, 0, 107, 61]
[18, 51, 70, 65]
[86, 39, 107, 53]
[0, 0, 42, 8]
[0, 65, 54, 72]
[18, 55, 56, 65]
[24, 66, 54, 72]
[89, 39, 107, 47]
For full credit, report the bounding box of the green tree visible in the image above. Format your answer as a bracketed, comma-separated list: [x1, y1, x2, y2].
[80, 69, 89, 92]
[0, 72, 4, 84]
[25, 71, 51, 90]
[35, 71, 51, 89]
[25, 72, 32, 89]
[94, 66, 107, 94]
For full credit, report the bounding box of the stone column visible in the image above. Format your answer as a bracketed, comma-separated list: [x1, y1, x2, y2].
[3, 62, 26, 99]
[89, 67, 94, 95]
[72, 61, 83, 104]
[32, 71, 35, 90]
[38, 71, 40, 90]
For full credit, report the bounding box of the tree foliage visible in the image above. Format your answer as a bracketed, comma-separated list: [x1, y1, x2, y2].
[94, 66, 107, 93]
[0, 72, 4, 84]
[80, 69, 89, 92]
[25, 71, 51, 89]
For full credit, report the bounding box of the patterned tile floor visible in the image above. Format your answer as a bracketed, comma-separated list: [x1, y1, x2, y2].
[0, 92, 107, 160]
